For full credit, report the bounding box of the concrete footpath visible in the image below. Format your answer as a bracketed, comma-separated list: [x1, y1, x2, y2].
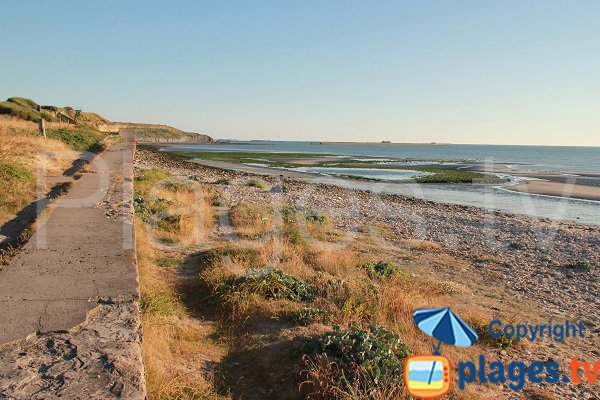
[0, 133, 145, 398]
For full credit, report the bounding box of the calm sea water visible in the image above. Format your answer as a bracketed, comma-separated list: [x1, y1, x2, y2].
[167, 141, 600, 174]
[162, 141, 600, 225]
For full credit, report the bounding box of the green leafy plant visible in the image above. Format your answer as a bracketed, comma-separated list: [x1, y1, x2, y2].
[133, 193, 172, 223]
[218, 269, 317, 302]
[313, 322, 411, 384]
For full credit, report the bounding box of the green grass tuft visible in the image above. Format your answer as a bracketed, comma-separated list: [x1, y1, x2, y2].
[140, 291, 180, 316]
[245, 178, 268, 189]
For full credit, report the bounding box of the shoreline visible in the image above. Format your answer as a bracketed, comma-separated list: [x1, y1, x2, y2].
[152, 144, 600, 202]
[502, 181, 600, 202]
[183, 159, 600, 225]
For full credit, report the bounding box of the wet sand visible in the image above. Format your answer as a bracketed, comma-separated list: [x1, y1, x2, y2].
[196, 159, 600, 202]
[504, 181, 600, 201]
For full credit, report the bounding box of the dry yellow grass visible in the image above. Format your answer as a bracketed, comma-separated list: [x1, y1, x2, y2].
[0, 118, 75, 172]
[135, 171, 215, 247]
[0, 117, 79, 224]
[229, 203, 273, 239]
[134, 164, 512, 399]
[399, 238, 443, 251]
[311, 246, 364, 277]
[135, 168, 229, 398]
[136, 220, 229, 400]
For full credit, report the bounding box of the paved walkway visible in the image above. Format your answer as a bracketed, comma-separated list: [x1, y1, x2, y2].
[0, 134, 137, 344]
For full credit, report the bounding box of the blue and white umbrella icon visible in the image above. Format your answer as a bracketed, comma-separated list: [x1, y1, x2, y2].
[413, 307, 478, 355]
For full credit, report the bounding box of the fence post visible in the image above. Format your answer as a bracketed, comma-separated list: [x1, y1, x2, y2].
[39, 118, 46, 138]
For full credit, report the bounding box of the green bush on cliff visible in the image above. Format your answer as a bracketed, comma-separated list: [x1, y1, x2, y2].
[47, 128, 104, 153]
[0, 101, 41, 122]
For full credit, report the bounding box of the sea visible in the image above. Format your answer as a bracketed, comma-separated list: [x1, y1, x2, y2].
[161, 141, 600, 225]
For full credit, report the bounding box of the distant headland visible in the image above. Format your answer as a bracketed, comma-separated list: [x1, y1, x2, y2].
[318, 141, 451, 146]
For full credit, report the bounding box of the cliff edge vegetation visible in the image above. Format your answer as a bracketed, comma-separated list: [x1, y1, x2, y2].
[0, 96, 213, 143]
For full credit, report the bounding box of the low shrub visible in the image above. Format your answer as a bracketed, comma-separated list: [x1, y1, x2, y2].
[509, 241, 528, 250]
[135, 168, 171, 183]
[133, 194, 172, 223]
[284, 306, 328, 325]
[154, 256, 181, 268]
[218, 269, 317, 302]
[202, 246, 262, 267]
[311, 322, 411, 384]
[245, 178, 268, 189]
[47, 128, 104, 153]
[161, 180, 187, 191]
[0, 101, 40, 121]
[270, 184, 289, 193]
[229, 203, 273, 239]
[566, 259, 596, 272]
[363, 261, 401, 278]
[471, 320, 518, 350]
[281, 205, 326, 224]
[0, 162, 35, 183]
[214, 178, 230, 185]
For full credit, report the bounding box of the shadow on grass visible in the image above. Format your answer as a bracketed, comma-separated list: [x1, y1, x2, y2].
[0, 182, 71, 263]
[176, 248, 308, 400]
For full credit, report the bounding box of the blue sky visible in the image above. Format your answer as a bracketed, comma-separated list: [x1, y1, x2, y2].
[2, 1, 599, 145]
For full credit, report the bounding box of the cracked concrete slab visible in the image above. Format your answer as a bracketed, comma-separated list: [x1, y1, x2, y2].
[0, 297, 144, 399]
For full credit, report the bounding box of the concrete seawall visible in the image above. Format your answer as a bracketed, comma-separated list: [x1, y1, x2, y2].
[0, 133, 146, 398]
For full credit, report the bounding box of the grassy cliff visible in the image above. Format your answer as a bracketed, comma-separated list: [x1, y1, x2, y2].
[116, 122, 213, 143]
[0, 97, 213, 143]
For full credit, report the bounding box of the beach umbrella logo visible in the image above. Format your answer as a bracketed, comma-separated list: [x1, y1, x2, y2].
[413, 307, 478, 354]
[404, 307, 478, 399]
